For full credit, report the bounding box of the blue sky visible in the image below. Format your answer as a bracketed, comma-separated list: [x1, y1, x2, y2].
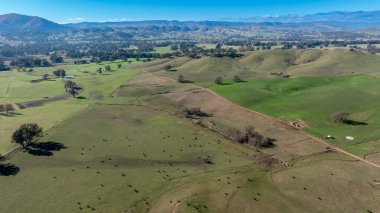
[0, 0, 380, 23]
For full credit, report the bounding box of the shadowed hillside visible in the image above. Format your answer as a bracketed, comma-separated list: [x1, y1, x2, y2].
[139, 49, 380, 81]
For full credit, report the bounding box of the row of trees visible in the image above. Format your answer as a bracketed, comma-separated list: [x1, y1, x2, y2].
[10, 58, 51, 68]
[181, 107, 211, 118]
[0, 60, 10, 71]
[50, 53, 64, 64]
[96, 65, 113, 74]
[214, 75, 243, 85]
[231, 126, 274, 148]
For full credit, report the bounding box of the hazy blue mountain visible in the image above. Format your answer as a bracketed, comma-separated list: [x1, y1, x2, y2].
[0, 13, 66, 32]
[217, 10, 380, 23]
[1, 11, 380, 33]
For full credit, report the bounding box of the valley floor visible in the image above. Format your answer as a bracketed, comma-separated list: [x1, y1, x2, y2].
[1, 62, 380, 212]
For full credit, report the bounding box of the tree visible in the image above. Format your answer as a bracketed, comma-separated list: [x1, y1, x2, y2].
[2, 103, 11, 114]
[68, 88, 78, 98]
[0, 60, 10, 71]
[97, 67, 103, 74]
[367, 43, 378, 54]
[233, 75, 242, 82]
[231, 125, 273, 148]
[105, 65, 111, 72]
[282, 43, 293, 49]
[214, 76, 223, 85]
[12, 123, 43, 148]
[182, 107, 211, 118]
[42, 74, 49, 80]
[53, 69, 66, 78]
[177, 75, 192, 83]
[64, 80, 76, 92]
[50, 53, 64, 63]
[164, 65, 172, 71]
[177, 74, 185, 83]
[171, 45, 179, 51]
[65, 80, 78, 98]
[332, 111, 350, 123]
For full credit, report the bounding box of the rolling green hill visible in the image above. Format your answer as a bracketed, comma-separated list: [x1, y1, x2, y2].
[140, 49, 380, 158]
[140, 49, 380, 81]
[208, 75, 380, 157]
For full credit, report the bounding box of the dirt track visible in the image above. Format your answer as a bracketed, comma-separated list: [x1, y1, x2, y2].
[15, 87, 84, 110]
[141, 69, 380, 169]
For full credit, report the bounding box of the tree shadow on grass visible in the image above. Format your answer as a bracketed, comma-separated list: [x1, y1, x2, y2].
[220, 82, 233, 86]
[344, 120, 368, 126]
[0, 163, 20, 176]
[262, 138, 277, 148]
[0, 112, 23, 117]
[0, 156, 20, 176]
[25, 141, 66, 156]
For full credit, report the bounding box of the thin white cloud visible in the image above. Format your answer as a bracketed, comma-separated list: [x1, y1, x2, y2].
[62, 17, 86, 24]
[103, 18, 144, 22]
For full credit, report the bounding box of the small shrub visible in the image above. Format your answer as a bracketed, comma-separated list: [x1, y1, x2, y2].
[233, 75, 242, 82]
[332, 111, 349, 123]
[231, 126, 274, 148]
[164, 65, 172, 71]
[214, 76, 223, 85]
[177, 75, 192, 83]
[182, 107, 211, 118]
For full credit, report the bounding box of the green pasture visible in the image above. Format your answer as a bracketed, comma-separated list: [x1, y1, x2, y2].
[0, 87, 378, 212]
[151, 46, 174, 54]
[0, 60, 140, 154]
[208, 75, 380, 155]
[0, 104, 260, 212]
[1, 52, 380, 212]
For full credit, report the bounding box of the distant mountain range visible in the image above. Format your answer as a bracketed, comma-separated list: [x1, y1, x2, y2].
[0, 13, 66, 32]
[1, 11, 380, 32]
[216, 11, 380, 23]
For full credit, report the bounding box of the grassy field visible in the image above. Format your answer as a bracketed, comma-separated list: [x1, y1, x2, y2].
[1, 49, 380, 212]
[1, 74, 379, 212]
[0, 104, 256, 212]
[0, 101, 88, 154]
[0, 60, 139, 103]
[151, 46, 174, 54]
[207, 75, 380, 156]
[140, 49, 380, 82]
[0, 60, 139, 154]
[138, 49, 380, 157]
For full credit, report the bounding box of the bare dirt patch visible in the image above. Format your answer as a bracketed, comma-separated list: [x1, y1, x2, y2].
[288, 120, 308, 129]
[90, 91, 104, 100]
[15, 87, 84, 109]
[165, 87, 326, 159]
[365, 152, 380, 165]
[130, 73, 173, 86]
